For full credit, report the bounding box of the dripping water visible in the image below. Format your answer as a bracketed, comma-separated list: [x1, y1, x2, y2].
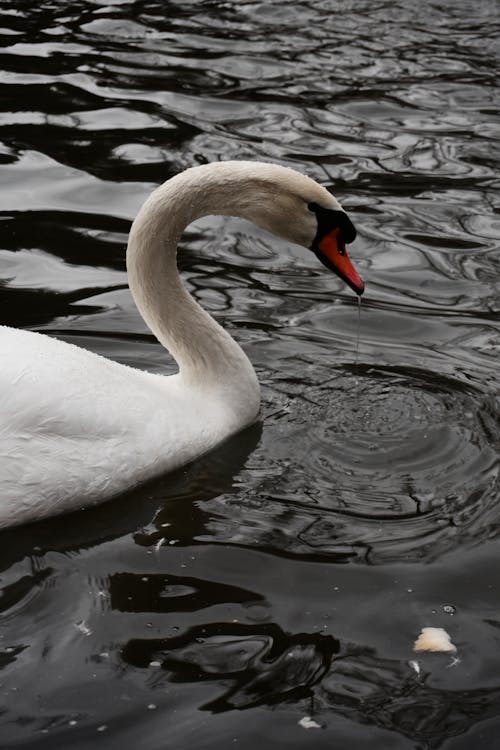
[354, 295, 362, 370]
[352, 295, 362, 408]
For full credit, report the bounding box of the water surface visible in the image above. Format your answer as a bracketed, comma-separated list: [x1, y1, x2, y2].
[1, 1, 500, 748]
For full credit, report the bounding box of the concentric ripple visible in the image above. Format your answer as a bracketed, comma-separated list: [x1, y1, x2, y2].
[203, 365, 500, 564]
[316, 366, 497, 496]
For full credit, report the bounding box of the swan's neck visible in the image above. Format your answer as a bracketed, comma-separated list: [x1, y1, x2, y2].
[126, 163, 264, 399]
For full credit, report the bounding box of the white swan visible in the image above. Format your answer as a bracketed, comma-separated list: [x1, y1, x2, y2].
[0, 161, 363, 529]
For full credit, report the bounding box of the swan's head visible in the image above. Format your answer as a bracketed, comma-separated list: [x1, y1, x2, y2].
[143, 161, 364, 296]
[233, 162, 364, 296]
[307, 201, 363, 296]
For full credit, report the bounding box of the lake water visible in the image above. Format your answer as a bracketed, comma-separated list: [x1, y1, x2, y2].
[1, 1, 499, 748]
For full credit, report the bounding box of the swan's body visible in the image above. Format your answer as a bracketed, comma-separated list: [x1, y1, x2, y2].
[0, 161, 362, 528]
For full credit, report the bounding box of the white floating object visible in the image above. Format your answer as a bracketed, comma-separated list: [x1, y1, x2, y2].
[414, 627, 457, 653]
[155, 537, 166, 553]
[298, 716, 321, 730]
[409, 659, 421, 675]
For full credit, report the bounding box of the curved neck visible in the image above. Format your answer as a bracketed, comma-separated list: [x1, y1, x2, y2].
[126, 163, 267, 390]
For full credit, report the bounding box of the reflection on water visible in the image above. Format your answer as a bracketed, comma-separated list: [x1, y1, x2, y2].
[0, 0, 499, 748]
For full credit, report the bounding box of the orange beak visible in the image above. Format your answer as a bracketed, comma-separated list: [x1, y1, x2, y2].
[315, 227, 364, 296]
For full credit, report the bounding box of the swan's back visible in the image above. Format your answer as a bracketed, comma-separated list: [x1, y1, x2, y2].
[0, 327, 234, 528]
[2, 326, 140, 431]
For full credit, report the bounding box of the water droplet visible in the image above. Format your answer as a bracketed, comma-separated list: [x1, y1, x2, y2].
[75, 620, 92, 637]
[149, 660, 161, 668]
[443, 604, 456, 615]
[245, 604, 271, 622]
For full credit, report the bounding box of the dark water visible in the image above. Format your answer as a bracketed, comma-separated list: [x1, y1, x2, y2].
[1, 1, 500, 748]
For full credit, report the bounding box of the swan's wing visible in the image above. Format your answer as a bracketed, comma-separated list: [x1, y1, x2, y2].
[0, 327, 167, 524]
[0, 326, 232, 527]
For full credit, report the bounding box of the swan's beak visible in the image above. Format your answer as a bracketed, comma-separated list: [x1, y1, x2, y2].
[313, 227, 365, 296]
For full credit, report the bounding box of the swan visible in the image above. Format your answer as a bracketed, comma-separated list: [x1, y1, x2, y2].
[0, 161, 363, 529]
